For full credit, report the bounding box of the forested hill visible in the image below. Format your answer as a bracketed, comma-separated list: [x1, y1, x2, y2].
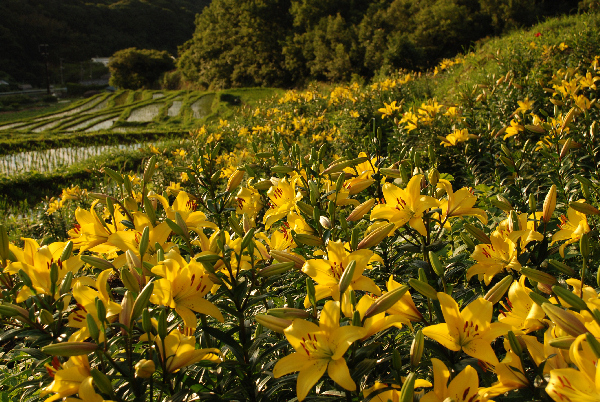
[178, 0, 581, 89]
[0, 0, 211, 85]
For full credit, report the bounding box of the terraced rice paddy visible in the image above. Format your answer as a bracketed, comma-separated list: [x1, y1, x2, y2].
[0, 143, 150, 176]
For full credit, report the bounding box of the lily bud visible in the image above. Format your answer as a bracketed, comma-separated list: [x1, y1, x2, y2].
[408, 279, 438, 300]
[338, 260, 356, 296]
[542, 185, 557, 223]
[508, 210, 520, 232]
[586, 333, 600, 359]
[507, 331, 522, 355]
[120, 267, 140, 294]
[399, 372, 416, 402]
[392, 349, 402, 371]
[296, 201, 314, 216]
[520, 267, 557, 285]
[294, 233, 323, 247]
[528, 194, 537, 214]
[548, 259, 576, 276]
[91, 369, 115, 398]
[464, 223, 491, 244]
[87, 313, 100, 341]
[267, 308, 310, 320]
[42, 342, 98, 356]
[157, 308, 167, 340]
[271, 165, 295, 174]
[484, 275, 513, 304]
[130, 280, 154, 324]
[119, 291, 133, 329]
[428, 168, 439, 187]
[529, 292, 549, 306]
[350, 227, 360, 251]
[348, 179, 375, 195]
[306, 278, 316, 308]
[347, 199, 376, 222]
[226, 169, 245, 192]
[580, 232, 590, 259]
[379, 168, 402, 178]
[552, 285, 588, 311]
[0, 225, 9, 264]
[569, 201, 600, 216]
[254, 179, 273, 191]
[242, 213, 252, 233]
[255, 314, 292, 334]
[143, 155, 157, 184]
[428, 251, 444, 277]
[269, 250, 305, 270]
[410, 330, 424, 368]
[364, 285, 410, 318]
[39, 309, 54, 326]
[548, 336, 576, 349]
[135, 359, 156, 378]
[357, 223, 395, 250]
[541, 303, 587, 337]
[319, 216, 332, 229]
[142, 309, 152, 334]
[60, 241, 73, 262]
[81, 255, 115, 270]
[258, 262, 296, 277]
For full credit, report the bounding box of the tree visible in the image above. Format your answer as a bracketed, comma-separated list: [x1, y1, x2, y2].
[108, 48, 175, 89]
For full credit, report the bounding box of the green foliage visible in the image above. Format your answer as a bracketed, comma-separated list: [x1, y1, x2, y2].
[179, 0, 581, 88]
[108, 48, 175, 90]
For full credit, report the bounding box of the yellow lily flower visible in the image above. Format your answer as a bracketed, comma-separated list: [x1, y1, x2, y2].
[503, 119, 524, 140]
[273, 300, 366, 401]
[498, 277, 545, 333]
[515, 97, 534, 115]
[151, 250, 224, 329]
[479, 341, 528, 399]
[64, 377, 114, 402]
[68, 204, 122, 254]
[363, 379, 432, 401]
[521, 324, 569, 374]
[67, 269, 122, 342]
[156, 328, 221, 373]
[106, 211, 173, 268]
[497, 212, 544, 249]
[150, 190, 218, 233]
[421, 358, 489, 402]
[41, 355, 91, 402]
[437, 182, 488, 226]
[351, 294, 408, 339]
[302, 240, 381, 307]
[378, 101, 401, 118]
[5, 239, 83, 302]
[385, 275, 424, 323]
[370, 174, 439, 236]
[551, 202, 591, 257]
[422, 293, 510, 364]
[235, 185, 263, 227]
[263, 176, 302, 229]
[546, 334, 600, 402]
[466, 229, 521, 285]
[439, 128, 477, 147]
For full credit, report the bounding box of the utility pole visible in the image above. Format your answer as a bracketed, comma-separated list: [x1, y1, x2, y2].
[39, 44, 50, 94]
[60, 58, 64, 86]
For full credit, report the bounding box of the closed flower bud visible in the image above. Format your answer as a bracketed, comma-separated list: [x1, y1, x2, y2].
[542, 185, 557, 223]
[364, 285, 410, 318]
[42, 342, 98, 356]
[520, 267, 557, 285]
[120, 267, 140, 294]
[408, 279, 438, 300]
[348, 179, 375, 195]
[548, 336, 576, 349]
[135, 359, 156, 378]
[541, 303, 587, 337]
[254, 179, 273, 191]
[552, 285, 588, 311]
[267, 308, 310, 320]
[347, 199, 376, 222]
[484, 275, 513, 304]
[269, 250, 305, 270]
[463, 223, 491, 244]
[296, 201, 314, 216]
[338, 260, 356, 296]
[39, 309, 54, 326]
[87, 313, 100, 341]
[294, 233, 323, 247]
[130, 280, 154, 324]
[119, 291, 133, 329]
[255, 314, 292, 334]
[569, 201, 599, 216]
[586, 333, 600, 359]
[226, 169, 245, 192]
[410, 330, 424, 368]
[428, 251, 444, 277]
[379, 168, 403, 178]
[319, 216, 332, 229]
[428, 168, 439, 187]
[399, 372, 416, 402]
[548, 259, 575, 276]
[258, 262, 296, 277]
[507, 330, 522, 355]
[81, 255, 115, 270]
[357, 223, 395, 250]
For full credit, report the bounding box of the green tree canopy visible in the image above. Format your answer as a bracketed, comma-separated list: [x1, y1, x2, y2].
[108, 48, 175, 89]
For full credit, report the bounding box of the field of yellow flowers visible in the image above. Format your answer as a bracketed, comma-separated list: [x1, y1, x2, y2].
[1, 12, 599, 402]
